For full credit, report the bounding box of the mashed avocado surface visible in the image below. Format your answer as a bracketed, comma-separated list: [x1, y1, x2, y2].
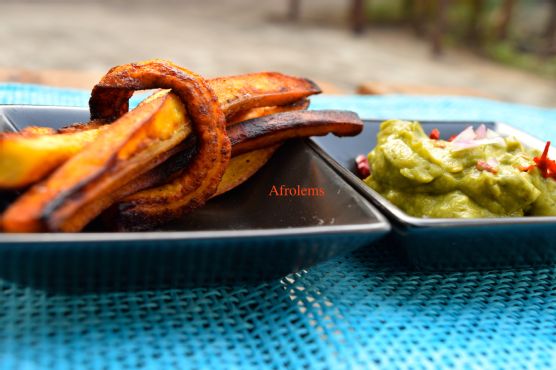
[364, 120, 556, 218]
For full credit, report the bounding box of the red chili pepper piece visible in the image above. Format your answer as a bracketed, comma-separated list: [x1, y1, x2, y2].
[355, 154, 370, 178]
[429, 128, 440, 140]
[533, 141, 550, 177]
[549, 161, 556, 173]
[531, 141, 556, 180]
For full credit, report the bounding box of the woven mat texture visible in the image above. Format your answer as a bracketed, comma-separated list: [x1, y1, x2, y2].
[1, 84, 556, 370]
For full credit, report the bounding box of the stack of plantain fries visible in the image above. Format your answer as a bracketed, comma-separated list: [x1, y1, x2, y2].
[0, 60, 363, 232]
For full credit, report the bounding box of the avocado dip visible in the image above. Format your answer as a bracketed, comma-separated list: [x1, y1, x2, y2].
[363, 120, 556, 218]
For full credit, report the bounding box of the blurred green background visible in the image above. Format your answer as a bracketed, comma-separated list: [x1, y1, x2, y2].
[364, 0, 556, 77]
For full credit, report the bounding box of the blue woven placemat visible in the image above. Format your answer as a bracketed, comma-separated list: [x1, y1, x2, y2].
[2, 84, 556, 370]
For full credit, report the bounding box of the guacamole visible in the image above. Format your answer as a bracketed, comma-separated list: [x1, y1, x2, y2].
[364, 120, 556, 218]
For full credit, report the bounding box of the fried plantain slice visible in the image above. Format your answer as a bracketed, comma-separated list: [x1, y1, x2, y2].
[211, 72, 320, 119]
[107, 143, 279, 231]
[2, 93, 191, 232]
[229, 110, 363, 156]
[95, 99, 309, 214]
[0, 92, 171, 190]
[212, 145, 280, 198]
[0, 124, 112, 189]
[88, 59, 231, 230]
[227, 99, 310, 126]
[112, 110, 363, 230]
[82, 137, 198, 232]
[121, 110, 361, 197]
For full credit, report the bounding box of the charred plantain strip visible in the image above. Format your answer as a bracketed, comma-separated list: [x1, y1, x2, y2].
[229, 110, 363, 156]
[83, 136, 198, 232]
[0, 91, 175, 190]
[212, 145, 280, 198]
[227, 99, 310, 126]
[109, 144, 279, 231]
[2, 93, 191, 232]
[88, 59, 231, 230]
[211, 72, 320, 119]
[112, 110, 362, 230]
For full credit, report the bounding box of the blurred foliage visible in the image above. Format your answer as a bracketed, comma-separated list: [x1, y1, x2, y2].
[364, 0, 406, 22]
[486, 42, 556, 77]
[365, 0, 556, 78]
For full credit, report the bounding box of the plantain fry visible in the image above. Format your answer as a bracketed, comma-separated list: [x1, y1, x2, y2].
[108, 144, 279, 231]
[2, 93, 191, 232]
[212, 145, 280, 198]
[229, 110, 363, 156]
[210, 72, 320, 119]
[97, 99, 310, 215]
[227, 99, 310, 126]
[112, 110, 362, 230]
[88, 59, 231, 231]
[0, 91, 174, 189]
[0, 125, 112, 189]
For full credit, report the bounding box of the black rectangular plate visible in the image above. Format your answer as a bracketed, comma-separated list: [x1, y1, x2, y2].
[0, 105, 390, 288]
[311, 120, 556, 270]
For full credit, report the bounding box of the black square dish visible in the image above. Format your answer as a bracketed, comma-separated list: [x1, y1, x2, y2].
[311, 120, 556, 270]
[0, 105, 390, 287]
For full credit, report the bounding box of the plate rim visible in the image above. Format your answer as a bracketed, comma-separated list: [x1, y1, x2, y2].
[0, 222, 390, 244]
